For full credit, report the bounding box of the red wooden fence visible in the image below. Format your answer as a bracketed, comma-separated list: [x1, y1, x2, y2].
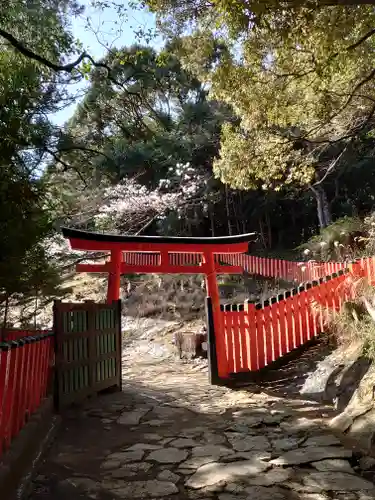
[120, 251, 348, 282]
[217, 253, 347, 283]
[1, 328, 51, 342]
[217, 269, 353, 377]
[0, 332, 54, 457]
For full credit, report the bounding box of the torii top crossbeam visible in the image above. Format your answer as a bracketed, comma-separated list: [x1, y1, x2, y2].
[62, 227, 256, 303]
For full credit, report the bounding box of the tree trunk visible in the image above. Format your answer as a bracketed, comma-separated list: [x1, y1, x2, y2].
[209, 207, 215, 237]
[224, 185, 233, 235]
[310, 185, 332, 229]
[2, 294, 9, 332]
[265, 210, 272, 249]
[34, 289, 39, 329]
[259, 217, 267, 249]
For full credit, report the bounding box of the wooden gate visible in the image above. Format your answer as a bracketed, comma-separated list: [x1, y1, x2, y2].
[53, 300, 122, 409]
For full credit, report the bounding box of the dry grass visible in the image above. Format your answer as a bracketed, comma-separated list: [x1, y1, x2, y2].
[123, 273, 293, 321]
[323, 276, 375, 361]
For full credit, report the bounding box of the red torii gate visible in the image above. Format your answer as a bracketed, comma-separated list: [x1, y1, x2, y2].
[62, 228, 255, 380]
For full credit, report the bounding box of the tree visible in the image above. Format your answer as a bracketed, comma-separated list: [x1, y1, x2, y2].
[145, 0, 375, 228]
[0, 0, 78, 316]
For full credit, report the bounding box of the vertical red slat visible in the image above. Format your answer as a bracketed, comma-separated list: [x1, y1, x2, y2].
[224, 307, 235, 374]
[262, 303, 273, 364]
[276, 296, 287, 355]
[0, 348, 10, 456]
[29, 340, 39, 413]
[254, 305, 266, 369]
[11, 344, 24, 439]
[245, 303, 256, 371]
[270, 299, 281, 361]
[38, 338, 48, 401]
[238, 304, 248, 371]
[33, 338, 43, 411]
[231, 306, 241, 373]
[304, 285, 314, 340]
[314, 280, 324, 335]
[13, 341, 26, 436]
[25, 339, 36, 419]
[285, 292, 295, 350]
[298, 288, 309, 344]
[21, 340, 32, 422]
[291, 290, 302, 348]
[3, 347, 18, 450]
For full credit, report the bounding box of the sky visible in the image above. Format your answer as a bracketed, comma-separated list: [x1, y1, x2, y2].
[52, 0, 163, 126]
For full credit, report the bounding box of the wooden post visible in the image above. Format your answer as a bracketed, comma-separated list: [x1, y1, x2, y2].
[115, 299, 123, 391]
[204, 252, 229, 379]
[107, 249, 122, 303]
[205, 297, 220, 385]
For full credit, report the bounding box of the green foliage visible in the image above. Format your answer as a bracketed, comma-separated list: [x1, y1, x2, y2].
[0, 0, 78, 304]
[146, 0, 375, 232]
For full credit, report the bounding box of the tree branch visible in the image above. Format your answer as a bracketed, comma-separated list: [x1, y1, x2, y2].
[45, 148, 88, 187]
[0, 27, 140, 96]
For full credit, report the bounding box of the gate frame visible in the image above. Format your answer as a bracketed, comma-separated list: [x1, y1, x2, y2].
[53, 299, 122, 410]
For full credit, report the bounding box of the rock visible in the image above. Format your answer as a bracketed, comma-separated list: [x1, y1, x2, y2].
[101, 460, 121, 470]
[203, 432, 227, 445]
[244, 467, 293, 486]
[186, 459, 270, 489]
[330, 494, 357, 500]
[142, 433, 163, 441]
[153, 405, 187, 418]
[220, 486, 286, 500]
[178, 426, 206, 437]
[302, 472, 375, 492]
[144, 419, 168, 427]
[169, 438, 200, 448]
[303, 435, 341, 447]
[179, 469, 194, 475]
[311, 459, 354, 473]
[111, 462, 153, 478]
[280, 417, 321, 433]
[191, 445, 232, 458]
[272, 437, 301, 451]
[358, 493, 375, 500]
[147, 447, 188, 464]
[359, 457, 375, 470]
[159, 438, 174, 445]
[224, 450, 271, 462]
[109, 480, 178, 498]
[179, 457, 215, 469]
[117, 409, 149, 425]
[202, 480, 227, 493]
[66, 477, 99, 493]
[225, 483, 248, 494]
[347, 409, 375, 450]
[330, 413, 354, 433]
[300, 495, 330, 500]
[157, 469, 180, 483]
[232, 414, 264, 427]
[126, 443, 162, 451]
[270, 446, 352, 466]
[107, 450, 145, 463]
[227, 435, 270, 452]
[263, 413, 286, 425]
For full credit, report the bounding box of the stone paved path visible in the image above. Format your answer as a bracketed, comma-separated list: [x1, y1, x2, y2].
[29, 332, 375, 500]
